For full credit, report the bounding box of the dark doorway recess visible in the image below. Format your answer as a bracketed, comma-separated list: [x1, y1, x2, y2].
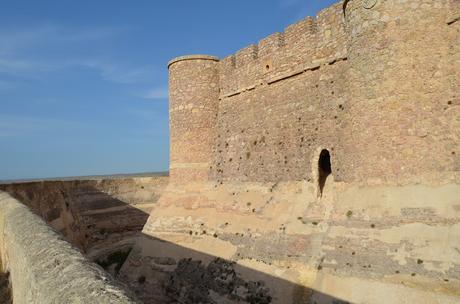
[318, 149, 331, 196]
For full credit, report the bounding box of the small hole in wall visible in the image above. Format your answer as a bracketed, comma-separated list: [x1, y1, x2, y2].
[318, 149, 332, 197]
[265, 64, 270, 71]
[138, 275, 146, 284]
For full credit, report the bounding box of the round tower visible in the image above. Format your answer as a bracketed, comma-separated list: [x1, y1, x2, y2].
[339, 0, 458, 184]
[168, 55, 220, 184]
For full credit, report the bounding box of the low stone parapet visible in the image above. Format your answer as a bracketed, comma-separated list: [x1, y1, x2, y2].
[0, 191, 138, 304]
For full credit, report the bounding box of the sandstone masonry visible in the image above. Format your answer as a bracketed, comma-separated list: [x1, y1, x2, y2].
[168, 0, 459, 187]
[123, 0, 460, 303]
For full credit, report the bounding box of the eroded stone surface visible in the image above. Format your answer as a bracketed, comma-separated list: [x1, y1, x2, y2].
[0, 192, 139, 303]
[0, 0, 458, 303]
[121, 181, 460, 303]
[123, 0, 460, 303]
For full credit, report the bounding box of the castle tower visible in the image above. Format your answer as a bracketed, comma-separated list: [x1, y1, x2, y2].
[122, 2, 460, 303]
[341, 0, 458, 184]
[168, 55, 220, 184]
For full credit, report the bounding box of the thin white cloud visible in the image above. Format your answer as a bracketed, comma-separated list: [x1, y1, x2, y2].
[0, 114, 91, 138]
[141, 87, 169, 100]
[126, 108, 165, 120]
[0, 25, 129, 53]
[0, 80, 15, 90]
[278, 0, 302, 8]
[63, 26, 131, 42]
[0, 24, 156, 84]
[277, 0, 322, 24]
[0, 58, 55, 76]
[0, 57, 156, 84]
[0, 26, 53, 54]
[76, 60, 156, 84]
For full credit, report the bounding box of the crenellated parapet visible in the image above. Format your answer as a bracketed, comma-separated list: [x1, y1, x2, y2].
[168, 0, 459, 186]
[219, 2, 347, 97]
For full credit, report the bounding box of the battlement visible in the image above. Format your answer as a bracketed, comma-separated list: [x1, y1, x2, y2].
[219, 2, 347, 96]
[168, 0, 458, 185]
[168, 54, 219, 69]
[225, 3, 345, 65]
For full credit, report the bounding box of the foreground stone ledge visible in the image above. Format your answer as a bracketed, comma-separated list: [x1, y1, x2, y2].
[0, 191, 138, 304]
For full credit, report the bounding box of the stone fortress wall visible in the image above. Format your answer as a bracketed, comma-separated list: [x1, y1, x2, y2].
[169, 0, 459, 186]
[0, 0, 457, 303]
[122, 0, 460, 303]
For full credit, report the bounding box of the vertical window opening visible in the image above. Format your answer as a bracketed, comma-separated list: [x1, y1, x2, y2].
[318, 149, 332, 196]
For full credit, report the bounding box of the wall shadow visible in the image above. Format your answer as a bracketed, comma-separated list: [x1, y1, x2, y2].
[0, 182, 351, 304]
[121, 233, 351, 304]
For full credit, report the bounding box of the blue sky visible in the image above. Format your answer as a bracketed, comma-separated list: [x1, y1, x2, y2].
[0, 0, 337, 180]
